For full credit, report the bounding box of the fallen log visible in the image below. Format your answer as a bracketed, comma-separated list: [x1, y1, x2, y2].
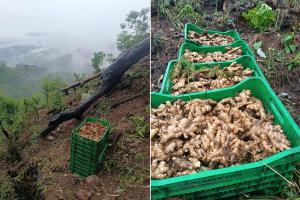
[40, 38, 150, 137]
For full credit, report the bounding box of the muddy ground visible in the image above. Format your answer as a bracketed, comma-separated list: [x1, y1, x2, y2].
[0, 59, 150, 200]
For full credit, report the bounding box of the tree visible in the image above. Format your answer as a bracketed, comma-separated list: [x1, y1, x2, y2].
[116, 8, 150, 51]
[41, 78, 66, 110]
[91, 51, 106, 72]
[106, 53, 116, 64]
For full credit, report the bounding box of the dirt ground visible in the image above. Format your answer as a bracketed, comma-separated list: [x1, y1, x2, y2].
[0, 59, 150, 200]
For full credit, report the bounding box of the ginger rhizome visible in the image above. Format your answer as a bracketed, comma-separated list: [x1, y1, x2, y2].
[171, 61, 253, 95]
[151, 90, 290, 179]
[188, 31, 234, 46]
[183, 47, 242, 63]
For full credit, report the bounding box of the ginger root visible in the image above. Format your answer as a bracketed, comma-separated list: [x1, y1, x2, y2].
[151, 90, 290, 179]
[171, 61, 253, 95]
[183, 47, 242, 63]
[188, 31, 234, 46]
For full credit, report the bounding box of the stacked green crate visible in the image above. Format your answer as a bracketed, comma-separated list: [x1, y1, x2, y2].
[70, 117, 110, 177]
[152, 78, 300, 199]
[151, 23, 300, 199]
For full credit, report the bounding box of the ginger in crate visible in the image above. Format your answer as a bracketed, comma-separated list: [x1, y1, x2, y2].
[171, 61, 253, 95]
[79, 122, 105, 141]
[183, 47, 242, 63]
[151, 90, 290, 179]
[188, 31, 234, 46]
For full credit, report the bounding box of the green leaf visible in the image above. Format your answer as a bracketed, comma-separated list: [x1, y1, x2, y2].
[285, 46, 290, 54]
[288, 64, 293, 70]
[289, 44, 296, 53]
[253, 41, 262, 50]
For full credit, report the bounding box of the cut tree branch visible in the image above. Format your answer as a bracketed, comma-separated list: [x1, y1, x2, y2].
[40, 37, 150, 137]
[61, 72, 102, 95]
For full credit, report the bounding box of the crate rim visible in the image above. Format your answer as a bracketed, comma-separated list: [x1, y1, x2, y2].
[184, 23, 241, 46]
[151, 145, 300, 187]
[178, 40, 255, 60]
[72, 116, 110, 142]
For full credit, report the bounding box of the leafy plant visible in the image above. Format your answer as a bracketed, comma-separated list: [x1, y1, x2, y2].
[106, 53, 116, 64]
[91, 51, 106, 72]
[288, 51, 300, 70]
[242, 3, 276, 31]
[152, 0, 204, 31]
[253, 41, 262, 50]
[151, 33, 164, 55]
[22, 95, 41, 116]
[281, 33, 297, 54]
[0, 93, 23, 162]
[41, 78, 66, 111]
[129, 116, 149, 138]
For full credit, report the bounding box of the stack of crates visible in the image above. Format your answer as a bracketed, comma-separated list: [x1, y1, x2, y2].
[70, 117, 110, 177]
[151, 23, 300, 199]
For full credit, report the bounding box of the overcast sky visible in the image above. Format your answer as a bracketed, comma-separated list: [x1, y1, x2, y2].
[0, 0, 149, 52]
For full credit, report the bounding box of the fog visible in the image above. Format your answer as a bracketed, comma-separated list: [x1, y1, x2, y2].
[0, 0, 149, 72]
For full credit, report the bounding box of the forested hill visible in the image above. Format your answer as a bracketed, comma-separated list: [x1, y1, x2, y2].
[0, 62, 73, 98]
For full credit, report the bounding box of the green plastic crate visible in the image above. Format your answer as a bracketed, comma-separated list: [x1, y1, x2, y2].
[160, 55, 267, 95]
[70, 117, 110, 162]
[151, 78, 300, 200]
[178, 40, 255, 62]
[70, 143, 108, 177]
[184, 23, 241, 47]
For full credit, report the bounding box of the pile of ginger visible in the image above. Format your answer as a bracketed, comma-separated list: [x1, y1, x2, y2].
[183, 47, 242, 63]
[188, 31, 234, 46]
[151, 90, 290, 179]
[171, 61, 253, 95]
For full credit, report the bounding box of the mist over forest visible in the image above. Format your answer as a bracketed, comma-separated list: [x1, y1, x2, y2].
[0, 0, 149, 98]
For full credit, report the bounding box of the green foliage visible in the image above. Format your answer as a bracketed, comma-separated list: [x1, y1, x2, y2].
[152, 0, 203, 30]
[288, 51, 300, 70]
[129, 116, 149, 138]
[22, 95, 41, 116]
[106, 53, 116, 64]
[116, 8, 150, 51]
[151, 33, 164, 55]
[281, 33, 297, 54]
[0, 178, 14, 200]
[91, 51, 106, 72]
[0, 94, 23, 138]
[151, 0, 172, 18]
[41, 78, 66, 110]
[253, 41, 262, 50]
[177, 4, 202, 27]
[0, 93, 23, 162]
[242, 3, 276, 31]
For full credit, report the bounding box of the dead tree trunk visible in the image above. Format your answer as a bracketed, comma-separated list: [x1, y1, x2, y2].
[40, 37, 150, 137]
